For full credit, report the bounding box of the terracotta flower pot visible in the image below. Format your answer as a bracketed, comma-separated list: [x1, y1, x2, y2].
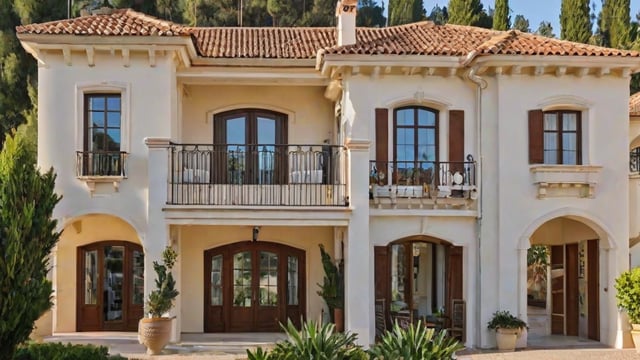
[496, 328, 519, 351]
[138, 317, 172, 355]
[631, 323, 640, 350]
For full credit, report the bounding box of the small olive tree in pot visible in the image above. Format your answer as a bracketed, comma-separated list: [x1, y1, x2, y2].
[138, 246, 179, 355]
[615, 267, 640, 349]
[487, 310, 527, 351]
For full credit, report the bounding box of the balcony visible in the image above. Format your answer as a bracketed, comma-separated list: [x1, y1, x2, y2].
[167, 144, 348, 207]
[369, 156, 478, 210]
[76, 151, 128, 193]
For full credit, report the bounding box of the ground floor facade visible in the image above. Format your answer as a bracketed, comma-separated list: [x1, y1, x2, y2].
[37, 207, 631, 349]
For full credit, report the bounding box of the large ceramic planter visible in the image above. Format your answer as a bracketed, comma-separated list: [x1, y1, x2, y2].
[631, 324, 640, 350]
[496, 328, 519, 351]
[138, 317, 172, 355]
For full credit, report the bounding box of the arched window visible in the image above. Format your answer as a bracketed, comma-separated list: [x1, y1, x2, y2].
[393, 106, 438, 184]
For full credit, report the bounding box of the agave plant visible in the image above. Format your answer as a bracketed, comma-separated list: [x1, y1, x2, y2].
[369, 321, 464, 360]
[246, 320, 367, 360]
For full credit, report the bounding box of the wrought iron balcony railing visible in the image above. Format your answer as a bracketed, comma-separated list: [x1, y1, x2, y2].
[76, 151, 128, 177]
[168, 144, 348, 206]
[369, 156, 477, 199]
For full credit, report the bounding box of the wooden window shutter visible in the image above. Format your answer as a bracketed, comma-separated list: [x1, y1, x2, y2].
[375, 108, 389, 177]
[445, 246, 463, 315]
[449, 110, 465, 172]
[374, 246, 390, 331]
[529, 109, 544, 164]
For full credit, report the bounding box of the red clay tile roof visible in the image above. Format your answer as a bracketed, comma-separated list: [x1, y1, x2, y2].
[16, 8, 189, 36]
[16, 8, 640, 59]
[630, 92, 640, 116]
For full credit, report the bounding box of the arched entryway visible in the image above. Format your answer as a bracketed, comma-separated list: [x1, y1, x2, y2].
[203, 241, 305, 332]
[374, 236, 464, 340]
[76, 241, 144, 331]
[525, 217, 601, 342]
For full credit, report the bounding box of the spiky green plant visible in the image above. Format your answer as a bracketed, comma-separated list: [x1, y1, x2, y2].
[369, 321, 464, 360]
[146, 246, 179, 317]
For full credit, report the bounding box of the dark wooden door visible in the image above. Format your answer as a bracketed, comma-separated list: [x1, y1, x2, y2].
[550, 245, 565, 335]
[77, 242, 143, 332]
[587, 240, 600, 341]
[565, 243, 579, 336]
[446, 245, 463, 317]
[204, 242, 305, 332]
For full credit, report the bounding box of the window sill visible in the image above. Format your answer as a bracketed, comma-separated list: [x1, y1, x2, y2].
[530, 165, 602, 199]
[77, 176, 126, 195]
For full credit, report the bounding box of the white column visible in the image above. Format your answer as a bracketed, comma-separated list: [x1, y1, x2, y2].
[144, 138, 177, 340]
[344, 138, 372, 346]
[516, 246, 528, 349]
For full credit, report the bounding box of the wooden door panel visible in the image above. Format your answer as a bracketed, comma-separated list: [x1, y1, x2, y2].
[587, 240, 600, 341]
[565, 243, 579, 336]
[77, 247, 102, 332]
[550, 245, 564, 335]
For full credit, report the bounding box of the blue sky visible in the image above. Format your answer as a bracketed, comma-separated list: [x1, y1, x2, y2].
[422, 1, 640, 34]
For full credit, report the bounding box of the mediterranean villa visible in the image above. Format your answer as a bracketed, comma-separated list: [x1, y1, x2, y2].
[15, 4, 640, 349]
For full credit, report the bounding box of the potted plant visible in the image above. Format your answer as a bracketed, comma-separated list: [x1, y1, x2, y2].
[317, 245, 344, 332]
[138, 246, 179, 355]
[614, 267, 640, 349]
[487, 310, 527, 351]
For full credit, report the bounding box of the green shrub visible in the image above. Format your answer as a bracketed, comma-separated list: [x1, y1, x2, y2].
[247, 320, 367, 360]
[369, 321, 464, 360]
[615, 267, 640, 324]
[12, 342, 125, 360]
[487, 310, 527, 331]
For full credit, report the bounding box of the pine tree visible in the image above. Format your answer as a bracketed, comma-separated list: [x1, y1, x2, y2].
[427, 4, 448, 25]
[597, 0, 631, 48]
[0, 134, 61, 358]
[536, 21, 555, 37]
[183, 0, 239, 26]
[447, 0, 483, 26]
[357, 0, 386, 27]
[299, 0, 334, 26]
[389, 0, 423, 25]
[493, 0, 510, 30]
[560, 0, 592, 43]
[512, 14, 530, 32]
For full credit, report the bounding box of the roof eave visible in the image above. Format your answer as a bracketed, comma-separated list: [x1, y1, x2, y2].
[473, 54, 640, 70]
[319, 54, 462, 75]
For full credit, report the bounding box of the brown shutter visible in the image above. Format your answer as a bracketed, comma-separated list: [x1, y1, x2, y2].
[587, 240, 599, 341]
[529, 110, 544, 164]
[445, 246, 463, 316]
[374, 246, 390, 331]
[449, 110, 465, 172]
[375, 108, 389, 178]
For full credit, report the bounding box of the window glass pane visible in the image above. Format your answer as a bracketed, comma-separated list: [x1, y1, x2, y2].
[226, 117, 246, 144]
[107, 112, 121, 127]
[563, 150, 577, 165]
[544, 132, 557, 151]
[233, 252, 252, 307]
[91, 129, 106, 151]
[132, 250, 144, 305]
[103, 246, 124, 321]
[544, 113, 557, 130]
[211, 255, 223, 306]
[257, 117, 276, 144]
[287, 256, 298, 306]
[544, 150, 558, 164]
[397, 128, 414, 146]
[259, 251, 278, 306]
[417, 109, 436, 126]
[562, 113, 577, 130]
[106, 129, 121, 151]
[396, 109, 414, 126]
[390, 244, 407, 310]
[90, 111, 105, 128]
[562, 133, 577, 151]
[397, 145, 414, 163]
[88, 96, 105, 111]
[419, 145, 436, 162]
[84, 250, 98, 305]
[107, 97, 121, 111]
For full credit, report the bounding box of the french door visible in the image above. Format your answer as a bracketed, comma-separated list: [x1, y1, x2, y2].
[77, 241, 144, 331]
[204, 241, 305, 332]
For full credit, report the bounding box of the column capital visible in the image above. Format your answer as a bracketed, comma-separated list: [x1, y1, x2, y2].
[346, 138, 370, 151]
[145, 137, 171, 149]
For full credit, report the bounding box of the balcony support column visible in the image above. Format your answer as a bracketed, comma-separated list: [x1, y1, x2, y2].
[344, 138, 373, 346]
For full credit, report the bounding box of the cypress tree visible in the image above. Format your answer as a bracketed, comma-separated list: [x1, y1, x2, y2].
[0, 135, 61, 358]
[493, 0, 510, 30]
[560, 0, 592, 43]
[389, 0, 423, 25]
[597, 0, 631, 48]
[447, 0, 482, 26]
[512, 14, 530, 32]
[357, 0, 386, 27]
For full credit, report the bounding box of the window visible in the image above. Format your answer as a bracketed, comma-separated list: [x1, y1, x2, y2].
[543, 110, 581, 165]
[393, 106, 438, 184]
[631, 147, 640, 173]
[80, 94, 124, 176]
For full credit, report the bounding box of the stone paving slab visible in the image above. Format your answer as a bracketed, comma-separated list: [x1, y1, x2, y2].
[458, 349, 640, 360]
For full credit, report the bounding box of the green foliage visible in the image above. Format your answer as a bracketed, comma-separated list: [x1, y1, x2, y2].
[247, 320, 367, 360]
[512, 14, 530, 32]
[369, 321, 464, 360]
[447, 0, 482, 26]
[527, 245, 548, 266]
[0, 134, 61, 358]
[146, 246, 179, 317]
[426, 4, 448, 24]
[560, 0, 593, 43]
[536, 21, 555, 37]
[13, 342, 126, 360]
[487, 310, 527, 331]
[597, 0, 631, 48]
[493, 0, 510, 30]
[299, 0, 335, 26]
[614, 267, 640, 324]
[357, 0, 385, 27]
[317, 244, 343, 322]
[183, 0, 239, 26]
[388, 0, 423, 26]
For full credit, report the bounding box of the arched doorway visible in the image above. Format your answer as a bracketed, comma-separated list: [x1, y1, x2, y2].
[526, 217, 600, 341]
[374, 237, 464, 340]
[76, 241, 144, 331]
[203, 241, 305, 332]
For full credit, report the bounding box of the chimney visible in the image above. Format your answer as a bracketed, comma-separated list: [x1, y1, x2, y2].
[336, 0, 357, 46]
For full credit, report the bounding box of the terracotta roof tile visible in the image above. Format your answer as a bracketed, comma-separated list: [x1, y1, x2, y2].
[16, 9, 640, 59]
[16, 8, 189, 36]
[630, 92, 640, 116]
